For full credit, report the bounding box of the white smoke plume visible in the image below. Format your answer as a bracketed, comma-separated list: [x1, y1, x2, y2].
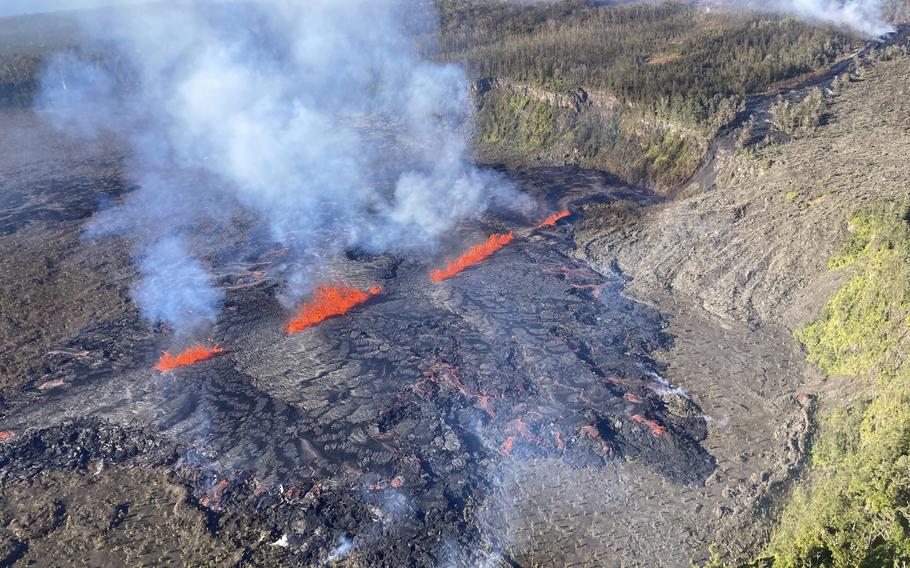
[132, 237, 224, 333]
[715, 0, 894, 36]
[38, 0, 527, 335]
[0, 0, 142, 18]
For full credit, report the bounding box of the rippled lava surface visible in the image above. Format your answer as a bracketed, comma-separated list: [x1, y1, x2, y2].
[0, 166, 715, 566]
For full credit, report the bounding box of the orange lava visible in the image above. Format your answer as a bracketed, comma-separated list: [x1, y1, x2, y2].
[38, 378, 65, 391]
[371, 477, 404, 490]
[286, 284, 382, 333]
[0, 431, 16, 442]
[579, 424, 601, 440]
[580, 424, 612, 454]
[501, 436, 515, 456]
[155, 344, 223, 372]
[631, 414, 667, 437]
[200, 479, 229, 509]
[430, 232, 514, 282]
[414, 362, 497, 418]
[505, 418, 541, 444]
[624, 392, 645, 404]
[554, 431, 566, 450]
[537, 209, 570, 228]
[604, 374, 641, 389]
[477, 395, 495, 417]
[499, 417, 542, 457]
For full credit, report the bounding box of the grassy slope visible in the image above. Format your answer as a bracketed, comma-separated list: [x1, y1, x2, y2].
[763, 207, 910, 566]
[666, 49, 910, 567]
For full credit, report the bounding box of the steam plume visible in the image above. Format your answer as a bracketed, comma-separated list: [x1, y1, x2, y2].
[717, 0, 894, 36]
[0, 0, 141, 18]
[133, 237, 224, 334]
[38, 0, 527, 334]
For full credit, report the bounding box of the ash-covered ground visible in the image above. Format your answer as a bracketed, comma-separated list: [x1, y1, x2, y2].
[0, 106, 733, 566]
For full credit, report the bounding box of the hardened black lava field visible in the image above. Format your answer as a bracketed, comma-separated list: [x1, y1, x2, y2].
[0, 120, 717, 565]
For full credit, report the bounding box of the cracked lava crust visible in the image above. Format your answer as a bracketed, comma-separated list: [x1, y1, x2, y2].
[0, 166, 715, 566]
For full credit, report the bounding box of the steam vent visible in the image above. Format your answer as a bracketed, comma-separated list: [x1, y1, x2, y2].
[2, 1, 909, 567]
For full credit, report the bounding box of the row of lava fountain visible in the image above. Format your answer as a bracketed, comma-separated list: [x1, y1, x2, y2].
[154, 210, 571, 372]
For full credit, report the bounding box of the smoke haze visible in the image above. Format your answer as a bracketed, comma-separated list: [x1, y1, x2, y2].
[717, 0, 893, 36]
[0, 0, 143, 18]
[38, 0, 527, 335]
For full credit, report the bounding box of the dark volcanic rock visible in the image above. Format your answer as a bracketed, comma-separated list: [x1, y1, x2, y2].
[0, 165, 715, 566]
[0, 418, 174, 482]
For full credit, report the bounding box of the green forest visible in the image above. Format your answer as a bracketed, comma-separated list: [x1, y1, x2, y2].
[435, 0, 857, 126]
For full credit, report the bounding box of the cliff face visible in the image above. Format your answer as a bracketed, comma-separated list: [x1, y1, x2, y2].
[471, 78, 709, 193]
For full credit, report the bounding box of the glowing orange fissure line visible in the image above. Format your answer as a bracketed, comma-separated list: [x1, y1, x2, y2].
[286, 284, 382, 334]
[155, 343, 223, 372]
[630, 414, 667, 437]
[152, 212, 559, 370]
[537, 209, 570, 228]
[430, 232, 514, 283]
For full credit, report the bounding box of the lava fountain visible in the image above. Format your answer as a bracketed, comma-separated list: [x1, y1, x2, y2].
[154, 344, 223, 372]
[430, 232, 514, 282]
[286, 284, 382, 333]
[537, 209, 570, 228]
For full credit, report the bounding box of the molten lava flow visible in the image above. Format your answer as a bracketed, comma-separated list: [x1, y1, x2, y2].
[286, 284, 382, 333]
[155, 344, 223, 372]
[505, 418, 541, 444]
[200, 479, 229, 510]
[580, 424, 612, 454]
[0, 431, 16, 442]
[499, 417, 542, 457]
[501, 436, 515, 456]
[430, 232, 514, 282]
[624, 392, 645, 404]
[38, 378, 65, 391]
[370, 477, 405, 491]
[631, 414, 667, 437]
[537, 209, 570, 228]
[554, 431, 566, 450]
[415, 362, 497, 418]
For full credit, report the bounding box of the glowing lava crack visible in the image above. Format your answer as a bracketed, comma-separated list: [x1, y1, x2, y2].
[286, 284, 383, 333]
[154, 344, 223, 372]
[429, 232, 514, 282]
[537, 209, 570, 228]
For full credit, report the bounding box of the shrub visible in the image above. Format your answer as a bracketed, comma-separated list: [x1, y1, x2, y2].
[765, 204, 910, 567]
[770, 89, 828, 137]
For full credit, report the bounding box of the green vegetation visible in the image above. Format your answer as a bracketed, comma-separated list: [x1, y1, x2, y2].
[761, 205, 910, 567]
[476, 87, 703, 188]
[771, 88, 828, 137]
[482, 94, 557, 149]
[826, 212, 885, 271]
[435, 0, 860, 189]
[796, 208, 910, 376]
[0, 2, 865, 190]
[436, 0, 857, 126]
